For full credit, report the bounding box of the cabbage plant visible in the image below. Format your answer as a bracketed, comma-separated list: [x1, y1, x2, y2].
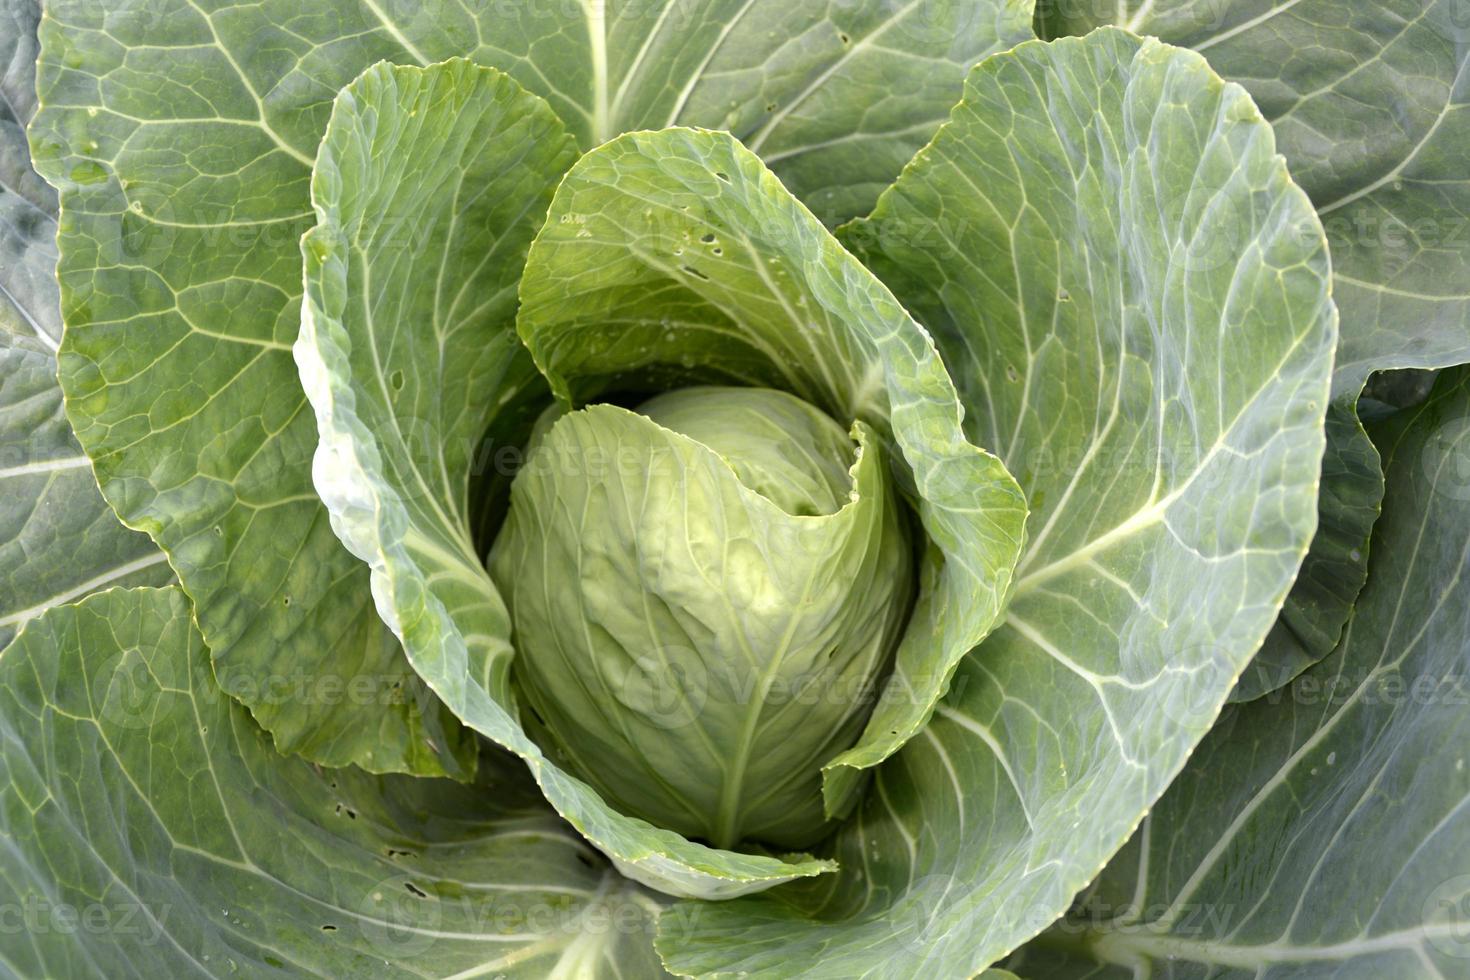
[1, 0, 1468, 976]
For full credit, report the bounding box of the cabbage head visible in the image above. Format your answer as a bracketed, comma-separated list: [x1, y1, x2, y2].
[5, 0, 1464, 977]
[492, 388, 914, 849]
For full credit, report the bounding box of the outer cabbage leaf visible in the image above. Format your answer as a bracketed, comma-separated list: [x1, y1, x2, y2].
[1039, 0, 1470, 389]
[1261, 368, 1455, 700]
[30, 0, 1032, 776]
[0, 587, 671, 979]
[515, 127, 1028, 817]
[1036, 0, 1470, 700]
[0, 0, 58, 345]
[1228, 400, 1383, 701]
[438, 0, 1040, 225]
[1, 334, 172, 649]
[664, 28, 1331, 979]
[1012, 366, 1470, 979]
[0, 2, 170, 650]
[298, 60, 839, 900]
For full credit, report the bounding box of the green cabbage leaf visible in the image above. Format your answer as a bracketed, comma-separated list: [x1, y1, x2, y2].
[10, 0, 1442, 976]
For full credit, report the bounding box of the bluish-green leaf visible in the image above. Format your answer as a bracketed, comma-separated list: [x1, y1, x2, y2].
[1013, 366, 1470, 979]
[1062, 0, 1470, 390]
[0, 587, 671, 979]
[0, 0, 58, 346]
[1037, 0, 1470, 704]
[1230, 400, 1382, 701]
[0, 0, 170, 649]
[0, 334, 172, 650]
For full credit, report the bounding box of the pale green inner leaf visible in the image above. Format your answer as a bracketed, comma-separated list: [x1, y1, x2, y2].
[515, 127, 1029, 820]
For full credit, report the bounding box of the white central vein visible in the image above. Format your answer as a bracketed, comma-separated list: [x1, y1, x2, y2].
[362, 0, 431, 65]
[583, 0, 610, 143]
[0, 455, 90, 479]
[0, 552, 171, 630]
